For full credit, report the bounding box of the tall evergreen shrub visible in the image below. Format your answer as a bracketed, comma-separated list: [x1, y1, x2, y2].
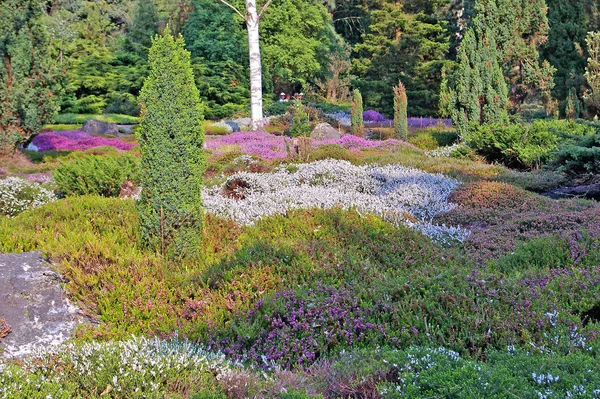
[393, 81, 408, 140]
[351, 89, 364, 137]
[448, 27, 509, 136]
[137, 28, 205, 258]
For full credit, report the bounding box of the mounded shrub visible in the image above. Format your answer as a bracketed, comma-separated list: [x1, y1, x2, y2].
[54, 153, 139, 197]
[552, 134, 600, 175]
[137, 28, 205, 258]
[0, 177, 56, 217]
[464, 120, 597, 169]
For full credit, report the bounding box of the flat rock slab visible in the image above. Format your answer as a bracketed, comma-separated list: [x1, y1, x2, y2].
[0, 252, 82, 358]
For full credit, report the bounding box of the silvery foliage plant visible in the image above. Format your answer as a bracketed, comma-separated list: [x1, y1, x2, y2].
[0, 177, 56, 217]
[204, 159, 468, 244]
[0, 336, 239, 397]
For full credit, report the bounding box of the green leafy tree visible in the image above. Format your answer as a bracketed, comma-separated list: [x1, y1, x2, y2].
[447, 26, 509, 135]
[393, 81, 408, 140]
[352, 1, 451, 116]
[137, 28, 205, 258]
[0, 0, 62, 154]
[183, 0, 250, 119]
[351, 88, 364, 137]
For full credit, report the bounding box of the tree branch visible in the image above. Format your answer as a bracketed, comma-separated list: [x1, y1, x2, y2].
[216, 0, 246, 20]
[258, 0, 274, 19]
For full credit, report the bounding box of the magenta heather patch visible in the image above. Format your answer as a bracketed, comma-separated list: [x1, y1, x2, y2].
[31, 131, 134, 152]
[205, 131, 413, 159]
[205, 131, 289, 160]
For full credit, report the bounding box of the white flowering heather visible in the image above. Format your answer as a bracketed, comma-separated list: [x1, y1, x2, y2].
[0, 177, 56, 217]
[203, 159, 468, 244]
[208, 121, 234, 134]
[0, 336, 238, 398]
[427, 143, 467, 158]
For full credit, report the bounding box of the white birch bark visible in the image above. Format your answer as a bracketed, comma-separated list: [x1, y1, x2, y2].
[245, 0, 264, 131]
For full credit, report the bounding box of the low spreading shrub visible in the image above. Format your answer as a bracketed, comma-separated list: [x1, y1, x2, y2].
[54, 153, 140, 197]
[464, 120, 597, 169]
[408, 134, 438, 150]
[54, 113, 140, 125]
[0, 176, 56, 217]
[552, 133, 600, 175]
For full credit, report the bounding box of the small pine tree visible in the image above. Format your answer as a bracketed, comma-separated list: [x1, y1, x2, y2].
[289, 100, 311, 137]
[565, 87, 582, 119]
[351, 89, 364, 137]
[393, 81, 409, 140]
[137, 28, 205, 258]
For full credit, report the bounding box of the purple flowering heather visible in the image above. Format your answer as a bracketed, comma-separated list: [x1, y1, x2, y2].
[205, 131, 289, 160]
[31, 131, 134, 152]
[363, 110, 387, 122]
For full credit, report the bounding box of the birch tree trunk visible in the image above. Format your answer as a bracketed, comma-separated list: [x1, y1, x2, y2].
[246, 0, 264, 131]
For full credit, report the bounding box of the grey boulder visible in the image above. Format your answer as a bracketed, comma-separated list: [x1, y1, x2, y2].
[82, 119, 119, 135]
[310, 123, 341, 140]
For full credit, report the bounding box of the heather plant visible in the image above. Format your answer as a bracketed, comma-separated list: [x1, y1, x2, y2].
[0, 177, 56, 217]
[0, 337, 237, 398]
[31, 131, 134, 152]
[351, 89, 364, 137]
[137, 28, 205, 258]
[393, 81, 408, 140]
[54, 153, 140, 197]
[408, 134, 438, 150]
[363, 110, 387, 122]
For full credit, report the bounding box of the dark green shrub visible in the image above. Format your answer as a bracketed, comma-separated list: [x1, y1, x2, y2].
[393, 81, 408, 140]
[553, 134, 600, 175]
[54, 154, 140, 197]
[265, 101, 290, 116]
[351, 89, 364, 137]
[137, 29, 205, 258]
[464, 120, 596, 169]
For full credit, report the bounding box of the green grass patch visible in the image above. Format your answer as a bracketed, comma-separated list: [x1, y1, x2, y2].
[54, 113, 140, 125]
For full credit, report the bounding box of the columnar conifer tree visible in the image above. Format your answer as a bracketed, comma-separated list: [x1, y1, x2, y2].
[0, 0, 62, 154]
[448, 27, 509, 135]
[472, 0, 555, 110]
[351, 89, 364, 137]
[137, 28, 205, 258]
[584, 31, 600, 117]
[393, 81, 408, 140]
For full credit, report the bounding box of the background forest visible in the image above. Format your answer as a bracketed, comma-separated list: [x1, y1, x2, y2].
[21, 0, 600, 121]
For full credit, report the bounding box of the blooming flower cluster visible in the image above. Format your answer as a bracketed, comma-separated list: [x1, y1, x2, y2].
[203, 159, 467, 244]
[29, 131, 134, 152]
[205, 131, 413, 160]
[0, 177, 56, 217]
[427, 142, 467, 158]
[0, 336, 238, 398]
[363, 110, 388, 122]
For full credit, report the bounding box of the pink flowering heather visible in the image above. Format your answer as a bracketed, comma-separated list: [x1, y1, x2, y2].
[205, 131, 413, 159]
[313, 134, 412, 152]
[205, 131, 289, 160]
[31, 131, 134, 152]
